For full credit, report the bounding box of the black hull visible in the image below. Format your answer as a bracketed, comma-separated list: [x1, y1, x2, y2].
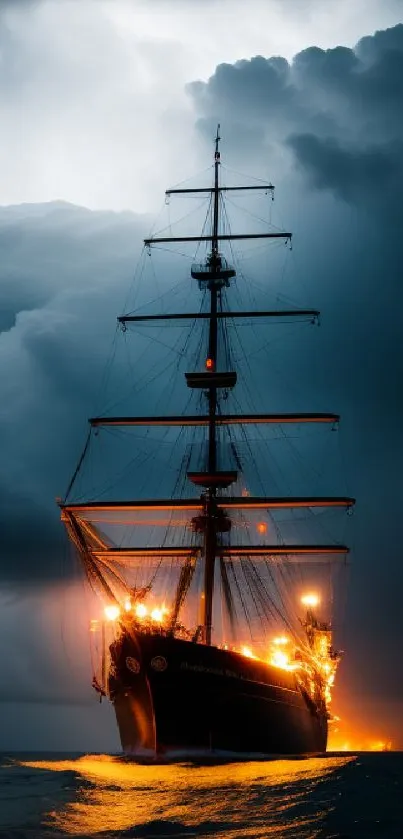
[109, 630, 327, 758]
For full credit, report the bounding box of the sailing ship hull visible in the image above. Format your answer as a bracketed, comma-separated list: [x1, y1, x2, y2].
[109, 630, 328, 758]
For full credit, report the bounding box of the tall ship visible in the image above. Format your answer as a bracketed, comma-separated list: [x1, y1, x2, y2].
[60, 128, 354, 757]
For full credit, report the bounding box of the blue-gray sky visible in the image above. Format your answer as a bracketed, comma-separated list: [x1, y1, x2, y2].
[0, 0, 403, 750]
[1, 0, 403, 210]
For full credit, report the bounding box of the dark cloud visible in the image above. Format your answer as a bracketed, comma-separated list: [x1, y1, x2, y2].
[287, 134, 403, 205]
[190, 23, 403, 170]
[189, 22, 403, 734]
[0, 202, 146, 584]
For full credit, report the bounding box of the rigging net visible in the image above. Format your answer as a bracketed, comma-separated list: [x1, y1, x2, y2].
[61, 148, 353, 709]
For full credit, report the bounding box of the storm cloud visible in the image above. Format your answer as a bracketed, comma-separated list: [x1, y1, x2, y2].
[1, 6, 403, 746]
[190, 24, 403, 206]
[188, 23, 403, 735]
[0, 203, 146, 582]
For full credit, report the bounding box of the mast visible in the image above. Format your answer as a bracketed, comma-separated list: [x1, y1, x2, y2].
[62, 126, 355, 647]
[208, 123, 220, 475]
[202, 125, 221, 645]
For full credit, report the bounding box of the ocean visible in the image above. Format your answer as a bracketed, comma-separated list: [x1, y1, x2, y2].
[0, 752, 402, 838]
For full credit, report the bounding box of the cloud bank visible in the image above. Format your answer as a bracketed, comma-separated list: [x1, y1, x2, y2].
[0, 203, 146, 583]
[191, 24, 403, 202]
[188, 24, 403, 721]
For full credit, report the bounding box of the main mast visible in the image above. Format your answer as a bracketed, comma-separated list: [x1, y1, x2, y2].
[202, 125, 221, 645]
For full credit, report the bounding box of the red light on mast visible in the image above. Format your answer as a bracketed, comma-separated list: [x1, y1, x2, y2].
[205, 358, 214, 370]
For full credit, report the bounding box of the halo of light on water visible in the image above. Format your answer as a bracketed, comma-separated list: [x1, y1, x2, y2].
[20, 753, 355, 837]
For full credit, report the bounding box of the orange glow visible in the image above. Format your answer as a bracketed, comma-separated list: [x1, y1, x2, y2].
[20, 754, 355, 835]
[124, 598, 132, 612]
[257, 522, 267, 535]
[104, 605, 120, 621]
[241, 645, 257, 659]
[205, 357, 214, 370]
[150, 607, 169, 623]
[268, 646, 301, 672]
[369, 740, 392, 751]
[305, 627, 338, 706]
[301, 592, 320, 607]
[271, 649, 290, 668]
[131, 603, 170, 623]
[328, 726, 393, 752]
[273, 636, 289, 646]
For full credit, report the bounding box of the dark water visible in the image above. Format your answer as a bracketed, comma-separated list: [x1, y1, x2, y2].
[0, 752, 402, 838]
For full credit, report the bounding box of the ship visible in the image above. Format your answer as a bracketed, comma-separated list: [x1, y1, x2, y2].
[59, 126, 354, 758]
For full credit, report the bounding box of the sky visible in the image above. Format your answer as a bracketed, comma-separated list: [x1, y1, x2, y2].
[0, 0, 403, 750]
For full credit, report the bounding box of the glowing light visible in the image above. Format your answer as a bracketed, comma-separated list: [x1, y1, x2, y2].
[241, 645, 257, 659]
[135, 603, 148, 619]
[205, 357, 214, 370]
[370, 740, 392, 752]
[257, 522, 267, 535]
[104, 605, 120, 621]
[336, 741, 352, 752]
[328, 732, 393, 752]
[301, 593, 320, 607]
[124, 598, 132, 612]
[151, 606, 169, 623]
[268, 638, 302, 671]
[270, 649, 290, 668]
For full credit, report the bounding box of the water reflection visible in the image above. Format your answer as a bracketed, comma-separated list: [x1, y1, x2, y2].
[22, 754, 354, 837]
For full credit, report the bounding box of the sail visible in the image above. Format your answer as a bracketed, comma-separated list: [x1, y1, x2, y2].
[61, 127, 353, 721]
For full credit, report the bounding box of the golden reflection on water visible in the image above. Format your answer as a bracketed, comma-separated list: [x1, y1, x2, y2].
[22, 754, 355, 837]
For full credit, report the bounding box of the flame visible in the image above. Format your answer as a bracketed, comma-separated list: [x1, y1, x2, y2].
[241, 645, 257, 659]
[369, 740, 392, 752]
[132, 602, 169, 623]
[151, 607, 166, 623]
[124, 598, 132, 612]
[301, 593, 320, 607]
[271, 649, 290, 668]
[268, 635, 295, 670]
[104, 605, 120, 621]
[328, 727, 393, 752]
[273, 636, 289, 646]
